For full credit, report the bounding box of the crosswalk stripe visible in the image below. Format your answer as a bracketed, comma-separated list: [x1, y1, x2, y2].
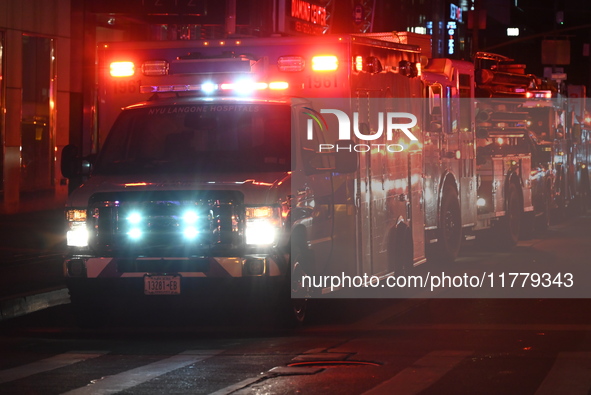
[362, 350, 472, 395]
[0, 351, 109, 384]
[60, 349, 222, 395]
[535, 352, 591, 395]
[209, 376, 264, 395]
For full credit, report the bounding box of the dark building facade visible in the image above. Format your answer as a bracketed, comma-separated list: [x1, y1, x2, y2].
[0, 0, 73, 213]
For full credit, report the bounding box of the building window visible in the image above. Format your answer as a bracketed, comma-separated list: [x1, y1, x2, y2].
[21, 35, 55, 192]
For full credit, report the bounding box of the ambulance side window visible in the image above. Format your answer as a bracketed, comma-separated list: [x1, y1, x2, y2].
[299, 111, 330, 174]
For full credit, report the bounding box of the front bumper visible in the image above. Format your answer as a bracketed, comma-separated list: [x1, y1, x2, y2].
[65, 255, 289, 306]
[64, 255, 285, 278]
[66, 275, 287, 301]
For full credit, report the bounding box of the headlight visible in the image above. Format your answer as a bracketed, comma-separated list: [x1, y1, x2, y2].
[66, 209, 89, 247]
[245, 206, 281, 245]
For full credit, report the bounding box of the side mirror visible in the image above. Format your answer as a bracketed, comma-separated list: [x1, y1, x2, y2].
[61, 145, 94, 178]
[61, 144, 81, 179]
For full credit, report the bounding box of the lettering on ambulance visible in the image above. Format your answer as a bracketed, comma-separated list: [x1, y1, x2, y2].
[306, 75, 338, 89]
[113, 80, 141, 94]
[146, 105, 260, 115]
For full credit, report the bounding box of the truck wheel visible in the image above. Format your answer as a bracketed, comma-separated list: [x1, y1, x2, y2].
[497, 183, 521, 249]
[434, 185, 462, 264]
[276, 242, 311, 327]
[289, 259, 308, 324]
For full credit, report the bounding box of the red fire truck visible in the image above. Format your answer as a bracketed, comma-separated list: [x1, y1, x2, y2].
[61, 33, 428, 324]
[422, 52, 539, 250]
[469, 55, 591, 237]
[471, 52, 537, 246]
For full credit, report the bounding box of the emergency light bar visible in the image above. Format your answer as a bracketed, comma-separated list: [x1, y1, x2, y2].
[525, 90, 552, 99]
[140, 81, 289, 94]
[220, 81, 268, 91]
[111, 52, 341, 79]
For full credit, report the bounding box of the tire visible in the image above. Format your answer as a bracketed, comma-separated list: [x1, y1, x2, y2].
[433, 185, 462, 264]
[289, 259, 309, 325]
[275, 242, 311, 327]
[497, 182, 522, 249]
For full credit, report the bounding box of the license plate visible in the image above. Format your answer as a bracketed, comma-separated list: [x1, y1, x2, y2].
[144, 275, 181, 295]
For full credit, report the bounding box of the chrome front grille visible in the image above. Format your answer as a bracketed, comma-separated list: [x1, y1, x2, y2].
[87, 190, 243, 256]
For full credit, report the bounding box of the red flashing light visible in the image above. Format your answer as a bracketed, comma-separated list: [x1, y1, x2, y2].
[355, 56, 363, 72]
[110, 61, 135, 77]
[312, 55, 338, 71]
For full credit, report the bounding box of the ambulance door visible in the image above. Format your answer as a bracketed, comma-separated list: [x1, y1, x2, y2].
[291, 102, 336, 278]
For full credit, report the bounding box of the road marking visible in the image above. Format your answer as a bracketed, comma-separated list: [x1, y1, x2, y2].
[0, 351, 108, 384]
[61, 349, 222, 395]
[535, 352, 591, 395]
[362, 350, 472, 395]
[209, 376, 265, 395]
[210, 365, 324, 395]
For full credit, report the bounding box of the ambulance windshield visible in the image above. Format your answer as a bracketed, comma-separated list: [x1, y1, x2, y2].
[95, 103, 291, 174]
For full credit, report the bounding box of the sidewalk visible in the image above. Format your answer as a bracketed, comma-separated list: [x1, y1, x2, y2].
[0, 208, 70, 320]
[0, 208, 65, 259]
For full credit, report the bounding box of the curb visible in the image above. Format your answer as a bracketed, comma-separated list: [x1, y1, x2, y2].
[0, 287, 70, 321]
